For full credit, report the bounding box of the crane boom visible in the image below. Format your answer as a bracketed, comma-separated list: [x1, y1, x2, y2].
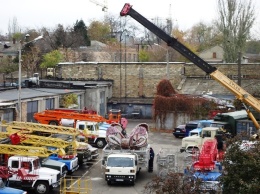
[0, 144, 65, 157]
[34, 110, 107, 124]
[2, 121, 90, 137]
[120, 3, 260, 134]
[0, 132, 73, 148]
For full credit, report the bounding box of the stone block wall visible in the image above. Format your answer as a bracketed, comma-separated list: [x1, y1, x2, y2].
[58, 62, 260, 98]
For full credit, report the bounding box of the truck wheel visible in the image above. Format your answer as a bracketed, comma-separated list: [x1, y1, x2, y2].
[107, 180, 111, 185]
[34, 181, 50, 194]
[96, 139, 106, 148]
[49, 121, 58, 125]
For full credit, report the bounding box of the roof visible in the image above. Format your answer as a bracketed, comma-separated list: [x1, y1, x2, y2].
[0, 88, 83, 102]
[108, 153, 136, 158]
[216, 110, 247, 120]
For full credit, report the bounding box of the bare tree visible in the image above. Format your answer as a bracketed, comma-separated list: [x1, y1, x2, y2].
[217, 0, 255, 62]
[8, 17, 21, 39]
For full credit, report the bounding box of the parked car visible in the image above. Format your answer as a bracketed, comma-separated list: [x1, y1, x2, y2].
[173, 124, 186, 138]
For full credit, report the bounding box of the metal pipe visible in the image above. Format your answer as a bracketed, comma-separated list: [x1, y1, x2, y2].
[18, 43, 22, 121]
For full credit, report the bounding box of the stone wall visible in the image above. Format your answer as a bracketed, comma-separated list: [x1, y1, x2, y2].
[59, 62, 184, 98]
[58, 62, 260, 98]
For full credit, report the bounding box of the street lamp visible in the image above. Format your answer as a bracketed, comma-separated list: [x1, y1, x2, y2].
[18, 35, 43, 121]
[154, 43, 169, 79]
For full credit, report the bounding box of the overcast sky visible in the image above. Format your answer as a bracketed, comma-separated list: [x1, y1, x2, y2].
[1, 0, 259, 37]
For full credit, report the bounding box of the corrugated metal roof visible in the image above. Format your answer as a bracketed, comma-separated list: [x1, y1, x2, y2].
[0, 88, 82, 102]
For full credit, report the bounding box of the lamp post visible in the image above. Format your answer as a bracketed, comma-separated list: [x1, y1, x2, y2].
[154, 43, 169, 79]
[18, 35, 43, 121]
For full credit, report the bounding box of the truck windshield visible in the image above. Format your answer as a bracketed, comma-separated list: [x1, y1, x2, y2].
[190, 132, 199, 136]
[197, 122, 211, 128]
[107, 157, 134, 167]
[33, 159, 40, 170]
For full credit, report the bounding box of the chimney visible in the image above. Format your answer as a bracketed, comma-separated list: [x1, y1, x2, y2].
[13, 38, 16, 44]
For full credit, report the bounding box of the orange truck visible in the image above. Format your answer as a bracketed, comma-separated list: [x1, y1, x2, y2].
[33, 109, 127, 128]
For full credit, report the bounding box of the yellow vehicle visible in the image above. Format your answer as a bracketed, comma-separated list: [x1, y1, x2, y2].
[1, 121, 92, 164]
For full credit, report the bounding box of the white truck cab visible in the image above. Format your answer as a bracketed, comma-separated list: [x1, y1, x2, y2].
[7, 156, 61, 194]
[75, 121, 107, 148]
[104, 153, 139, 185]
[180, 127, 220, 153]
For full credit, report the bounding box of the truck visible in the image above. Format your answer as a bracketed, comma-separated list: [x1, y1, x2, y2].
[180, 127, 222, 153]
[40, 158, 67, 178]
[62, 120, 107, 148]
[33, 109, 128, 129]
[119, 3, 260, 137]
[28, 73, 40, 87]
[211, 110, 248, 136]
[48, 153, 79, 175]
[104, 153, 140, 185]
[34, 109, 125, 148]
[102, 123, 150, 185]
[2, 121, 91, 166]
[0, 153, 61, 194]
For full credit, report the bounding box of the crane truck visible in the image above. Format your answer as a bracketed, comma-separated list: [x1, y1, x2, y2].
[1, 121, 92, 166]
[34, 109, 128, 148]
[120, 3, 260, 137]
[0, 145, 62, 194]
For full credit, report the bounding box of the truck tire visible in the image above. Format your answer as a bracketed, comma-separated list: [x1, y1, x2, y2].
[49, 121, 58, 125]
[107, 180, 111, 185]
[96, 139, 106, 148]
[34, 181, 50, 194]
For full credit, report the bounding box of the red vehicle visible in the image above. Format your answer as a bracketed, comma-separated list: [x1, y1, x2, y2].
[34, 109, 128, 129]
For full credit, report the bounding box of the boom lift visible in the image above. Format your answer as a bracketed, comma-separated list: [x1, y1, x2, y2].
[1, 122, 93, 164]
[120, 3, 260, 136]
[34, 109, 126, 127]
[34, 110, 106, 125]
[2, 121, 91, 137]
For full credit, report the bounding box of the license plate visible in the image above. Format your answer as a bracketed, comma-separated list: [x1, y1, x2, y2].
[116, 179, 124, 181]
[176, 130, 180, 132]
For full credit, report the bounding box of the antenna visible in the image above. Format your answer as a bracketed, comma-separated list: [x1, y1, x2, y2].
[89, 0, 108, 12]
[167, 4, 173, 35]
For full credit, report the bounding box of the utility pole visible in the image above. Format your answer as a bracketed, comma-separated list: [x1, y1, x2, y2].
[238, 51, 242, 86]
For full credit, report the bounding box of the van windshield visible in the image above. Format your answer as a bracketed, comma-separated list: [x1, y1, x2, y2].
[107, 157, 134, 167]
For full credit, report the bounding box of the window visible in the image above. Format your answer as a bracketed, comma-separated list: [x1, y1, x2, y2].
[46, 98, 54, 110]
[11, 160, 19, 168]
[213, 52, 217, 58]
[27, 101, 38, 122]
[21, 161, 30, 169]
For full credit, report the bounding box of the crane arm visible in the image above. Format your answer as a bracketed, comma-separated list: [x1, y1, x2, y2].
[120, 3, 260, 134]
[0, 144, 65, 157]
[2, 121, 90, 137]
